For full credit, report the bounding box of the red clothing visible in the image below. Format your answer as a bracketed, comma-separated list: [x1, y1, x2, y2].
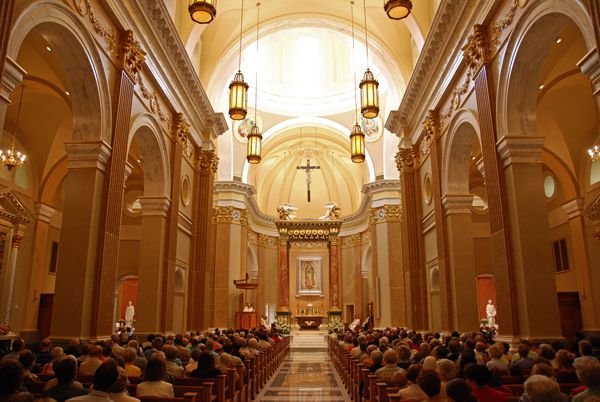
[472, 386, 507, 402]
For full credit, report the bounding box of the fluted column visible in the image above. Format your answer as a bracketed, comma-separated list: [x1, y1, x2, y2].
[212, 206, 233, 327]
[329, 237, 340, 310]
[277, 237, 290, 311]
[188, 149, 217, 330]
[441, 195, 479, 331]
[369, 211, 380, 327]
[1, 233, 24, 328]
[352, 236, 363, 318]
[22, 203, 55, 331]
[385, 205, 405, 326]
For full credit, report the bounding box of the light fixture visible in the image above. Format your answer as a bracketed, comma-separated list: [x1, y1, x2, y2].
[384, 0, 412, 20]
[45, 46, 52, 52]
[350, 1, 366, 163]
[188, 0, 217, 24]
[539, 84, 544, 90]
[556, 38, 562, 44]
[589, 145, 600, 162]
[246, 2, 262, 164]
[360, 0, 379, 119]
[229, 0, 248, 120]
[0, 85, 27, 171]
[65, 91, 70, 96]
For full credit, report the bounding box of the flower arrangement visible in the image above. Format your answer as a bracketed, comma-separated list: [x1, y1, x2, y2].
[479, 319, 497, 343]
[328, 315, 344, 333]
[276, 316, 291, 334]
[0, 325, 10, 336]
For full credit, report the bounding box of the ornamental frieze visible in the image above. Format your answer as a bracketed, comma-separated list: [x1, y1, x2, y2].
[275, 220, 341, 241]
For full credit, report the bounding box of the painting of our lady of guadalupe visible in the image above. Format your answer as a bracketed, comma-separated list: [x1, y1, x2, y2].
[297, 257, 322, 295]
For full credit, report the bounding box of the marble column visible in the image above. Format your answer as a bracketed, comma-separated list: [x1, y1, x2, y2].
[136, 197, 170, 333]
[1, 233, 24, 328]
[563, 199, 600, 332]
[442, 195, 479, 331]
[51, 141, 110, 339]
[397, 145, 428, 330]
[188, 149, 217, 330]
[385, 206, 405, 326]
[329, 237, 340, 311]
[497, 136, 562, 339]
[22, 203, 55, 332]
[369, 212, 380, 327]
[0, 57, 26, 136]
[278, 237, 290, 311]
[213, 206, 232, 327]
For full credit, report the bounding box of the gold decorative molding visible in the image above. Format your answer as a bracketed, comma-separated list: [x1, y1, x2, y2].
[490, 0, 523, 45]
[213, 206, 234, 224]
[421, 110, 440, 156]
[197, 149, 219, 177]
[238, 209, 249, 226]
[258, 234, 277, 248]
[395, 145, 420, 175]
[462, 24, 491, 78]
[384, 205, 402, 222]
[171, 113, 190, 148]
[342, 234, 362, 248]
[275, 220, 341, 241]
[586, 193, 600, 242]
[73, 0, 117, 54]
[137, 76, 170, 123]
[117, 30, 146, 82]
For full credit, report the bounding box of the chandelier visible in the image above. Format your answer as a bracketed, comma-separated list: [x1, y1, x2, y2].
[360, 0, 379, 119]
[384, 0, 412, 20]
[229, 0, 248, 120]
[589, 145, 600, 162]
[247, 2, 262, 164]
[350, 1, 365, 163]
[0, 85, 27, 171]
[188, 0, 217, 24]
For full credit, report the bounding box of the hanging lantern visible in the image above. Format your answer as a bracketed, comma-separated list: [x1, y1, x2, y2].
[229, 71, 249, 120]
[350, 122, 365, 163]
[189, 0, 217, 24]
[246, 123, 262, 164]
[360, 68, 379, 119]
[384, 0, 412, 20]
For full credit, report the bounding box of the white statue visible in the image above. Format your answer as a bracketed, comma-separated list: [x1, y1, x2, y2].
[277, 203, 297, 220]
[319, 201, 340, 220]
[125, 301, 135, 328]
[486, 299, 496, 327]
[349, 315, 361, 331]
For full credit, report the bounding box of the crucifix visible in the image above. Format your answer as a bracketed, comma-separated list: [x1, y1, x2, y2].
[296, 159, 320, 202]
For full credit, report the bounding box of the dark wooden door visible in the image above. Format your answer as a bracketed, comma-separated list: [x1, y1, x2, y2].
[37, 294, 54, 339]
[557, 292, 582, 342]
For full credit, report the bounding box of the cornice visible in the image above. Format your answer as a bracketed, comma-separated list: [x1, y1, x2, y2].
[106, 0, 227, 145]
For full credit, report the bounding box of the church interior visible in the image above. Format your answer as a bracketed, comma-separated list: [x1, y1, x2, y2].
[1, 0, 600, 400]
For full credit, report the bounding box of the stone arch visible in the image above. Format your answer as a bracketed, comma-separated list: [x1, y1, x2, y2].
[496, 0, 595, 138]
[246, 245, 258, 280]
[128, 114, 171, 198]
[8, 0, 112, 143]
[442, 109, 482, 195]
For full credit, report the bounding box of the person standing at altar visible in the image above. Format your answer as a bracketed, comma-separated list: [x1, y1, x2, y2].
[243, 303, 255, 312]
[349, 315, 361, 331]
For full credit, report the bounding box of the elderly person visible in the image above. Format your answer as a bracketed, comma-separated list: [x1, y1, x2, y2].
[572, 356, 600, 402]
[41, 347, 65, 375]
[375, 349, 404, 381]
[136, 357, 174, 398]
[163, 345, 184, 377]
[398, 364, 428, 401]
[122, 348, 141, 378]
[487, 343, 509, 373]
[446, 378, 477, 402]
[554, 350, 578, 383]
[521, 375, 563, 402]
[79, 345, 104, 376]
[42, 357, 87, 402]
[109, 367, 140, 402]
[418, 369, 446, 402]
[436, 358, 456, 398]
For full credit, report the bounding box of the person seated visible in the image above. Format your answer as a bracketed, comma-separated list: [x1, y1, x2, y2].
[572, 356, 600, 402]
[446, 378, 477, 402]
[397, 345, 413, 370]
[486, 343, 509, 373]
[375, 350, 404, 382]
[35, 338, 53, 372]
[43, 357, 88, 402]
[18, 350, 37, 382]
[185, 349, 202, 376]
[418, 369, 446, 402]
[465, 363, 507, 402]
[522, 375, 563, 402]
[554, 349, 578, 383]
[436, 358, 456, 398]
[122, 348, 141, 378]
[78, 345, 104, 376]
[136, 357, 174, 398]
[191, 352, 221, 379]
[163, 346, 184, 378]
[365, 349, 383, 372]
[109, 366, 140, 402]
[41, 347, 65, 376]
[0, 360, 33, 402]
[511, 343, 534, 371]
[398, 364, 428, 401]
[517, 363, 568, 402]
[67, 361, 119, 402]
[64, 338, 82, 359]
[2, 338, 25, 362]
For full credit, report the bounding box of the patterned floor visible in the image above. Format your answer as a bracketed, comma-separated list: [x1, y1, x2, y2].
[255, 350, 351, 402]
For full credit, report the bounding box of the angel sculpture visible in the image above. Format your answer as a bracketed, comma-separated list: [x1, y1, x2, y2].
[319, 201, 340, 220]
[277, 203, 298, 220]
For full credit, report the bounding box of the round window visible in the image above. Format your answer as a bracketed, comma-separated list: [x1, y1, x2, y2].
[181, 175, 191, 206]
[544, 174, 555, 199]
[424, 173, 433, 205]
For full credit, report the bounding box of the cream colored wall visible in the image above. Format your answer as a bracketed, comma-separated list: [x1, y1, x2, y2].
[341, 246, 356, 321]
[376, 223, 391, 327]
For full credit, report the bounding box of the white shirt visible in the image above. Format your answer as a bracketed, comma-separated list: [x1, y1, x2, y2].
[109, 392, 140, 402]
[349, 318, 361, 331]
[66, 390, 114, 402]
[136, 381, 174, 398]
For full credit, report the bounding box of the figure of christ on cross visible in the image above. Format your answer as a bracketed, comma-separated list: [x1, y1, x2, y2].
[296, 159, 320, 202]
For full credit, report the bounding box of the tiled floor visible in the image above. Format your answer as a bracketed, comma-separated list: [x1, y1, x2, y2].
[255, 350, 351, 402]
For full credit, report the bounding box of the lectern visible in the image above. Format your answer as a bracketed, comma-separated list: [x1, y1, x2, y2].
[235, 312, 258, 329]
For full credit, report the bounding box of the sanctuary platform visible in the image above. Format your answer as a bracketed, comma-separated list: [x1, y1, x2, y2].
[290, 329, 328, 351]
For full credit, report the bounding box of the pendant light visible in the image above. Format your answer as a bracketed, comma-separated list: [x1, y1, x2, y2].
[588, 145, 600, 162]
[360, 0, 379, 119]
[0, 85, 27, 171]
[350, 1, 366, 163]
[246, 2, 262, 164]
[229, 0, 249, 120]
[188, 0, 217, 24]
[384, 0, 412, 20]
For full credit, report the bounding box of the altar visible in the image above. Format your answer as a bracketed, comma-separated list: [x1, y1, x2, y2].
[295, 315, 325, 330]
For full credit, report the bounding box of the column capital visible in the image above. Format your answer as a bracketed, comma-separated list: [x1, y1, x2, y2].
[562, 198, 584, 220]
[0, 57, 26, 104]
[11, 234, 24, 248]
[139, 196, 170, 218]
[197, 149, 219, 177]
[441, 194, 474, 215]
[578, 47, 600, 96]
[395, 145, 420, 174]
[117, 30, 146, 83]
[124, 162, 134, 183]
[34, 202, 56, 223]
[496, 136, 544, 167]
[462, 24, 491, 78]
[64, 141, 111, 172]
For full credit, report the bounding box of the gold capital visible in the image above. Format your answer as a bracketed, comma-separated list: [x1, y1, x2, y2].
[462, 24, 490, 77]
[197, 149, 219, 177]
[395, 145, 420, 175]
[11, 235, 24, 248]
[118, 30, 146, 82]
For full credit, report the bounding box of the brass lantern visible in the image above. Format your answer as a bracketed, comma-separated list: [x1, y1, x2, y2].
[350, 122, 365, 163]
[246, 123, 262, 164]
[360, 68, 379, 119]
[229, 71, 249, 120]
[384, 0, 412, 20]
[189, 0, 217, 24]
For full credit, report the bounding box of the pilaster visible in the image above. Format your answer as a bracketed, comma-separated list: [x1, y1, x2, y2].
[277, 237, 290, 311]
[578, 45, 600, 97]
[329, 237, 340, 311]
[212, 206, 233, 327]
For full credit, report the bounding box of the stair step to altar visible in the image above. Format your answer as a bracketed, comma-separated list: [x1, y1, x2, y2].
[290, 330, 328, 350]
